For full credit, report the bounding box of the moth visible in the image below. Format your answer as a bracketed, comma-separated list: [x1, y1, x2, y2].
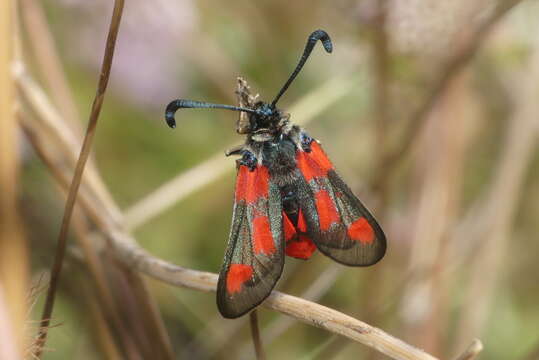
[165, 30, 386, 318]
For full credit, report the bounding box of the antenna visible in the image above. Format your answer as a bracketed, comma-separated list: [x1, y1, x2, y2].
[165, 99, 260, 128]
[271, 29, 332, 107]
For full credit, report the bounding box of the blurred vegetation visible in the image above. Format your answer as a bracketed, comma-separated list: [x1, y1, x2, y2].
[2, 0, 539, 359]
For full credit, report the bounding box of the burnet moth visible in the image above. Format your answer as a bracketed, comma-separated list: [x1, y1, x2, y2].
[165, 30, 386, 318]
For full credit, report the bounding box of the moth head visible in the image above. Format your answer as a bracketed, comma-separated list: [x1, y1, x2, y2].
[239, 101, 288, 135]
[164, 29, 332, 134]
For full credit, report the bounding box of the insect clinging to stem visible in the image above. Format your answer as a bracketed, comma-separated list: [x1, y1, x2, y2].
[165, 29, 386, 318]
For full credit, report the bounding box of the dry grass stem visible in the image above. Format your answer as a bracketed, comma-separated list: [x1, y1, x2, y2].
[21, 92, 174, 360]
[85, 285, 123, 360]
[20, 0, 82, 130]
[120, 266, 175, 360]
[0, 0, 29, 357]
[19, 0, 120, 215]
[249, 310, 267, 360]
[70, 214, 145, 357]
[106, 230, 439, 360]
[16, 68, 124, 227]
[34, 1, 125, 356]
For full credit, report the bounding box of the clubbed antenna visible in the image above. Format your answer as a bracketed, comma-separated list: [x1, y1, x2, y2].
[165, 99, 260, 128]
[271, 29, 333, 107]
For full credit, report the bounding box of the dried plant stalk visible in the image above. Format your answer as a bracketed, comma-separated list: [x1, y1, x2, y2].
[110, 227, 440, 360]
[34, 1, 125, 357]
[20, 77, 174, 360]
[0, 0, 29, 357]
[250, 310, 267, 360]
[20, 0, 81, 129]
[19, 0, 120, 216]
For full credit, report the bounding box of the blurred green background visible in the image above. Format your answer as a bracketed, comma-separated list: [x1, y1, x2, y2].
[14, 0, 539, 359]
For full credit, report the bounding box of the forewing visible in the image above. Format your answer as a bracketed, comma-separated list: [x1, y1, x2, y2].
[296, 141, 386, 266]
[217, 165, 284, 318]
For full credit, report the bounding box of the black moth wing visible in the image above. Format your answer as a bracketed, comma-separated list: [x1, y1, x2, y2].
[295, 139, 386, 266]
[216, 164, 285, 318]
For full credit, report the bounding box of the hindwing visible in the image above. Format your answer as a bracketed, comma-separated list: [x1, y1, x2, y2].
[295, 140, 386, 266]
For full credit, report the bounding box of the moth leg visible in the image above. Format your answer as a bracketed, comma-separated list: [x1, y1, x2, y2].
[225, 144, 245, 157]
[236, 150, 257, 171]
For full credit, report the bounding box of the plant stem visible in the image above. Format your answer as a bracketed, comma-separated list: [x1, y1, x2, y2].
[250, 310, 267, 360]
[34, 1, 125, 357]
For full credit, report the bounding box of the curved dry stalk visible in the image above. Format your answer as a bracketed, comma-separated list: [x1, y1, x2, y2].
[34, 1, 124, 357]
[108, 228, 438, 360]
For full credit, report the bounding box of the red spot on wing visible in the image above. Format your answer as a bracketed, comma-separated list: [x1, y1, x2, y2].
[297, 210, 308, 233]
[252, 216, 276, 255]
[245, 166, 269, 204]
[315, 190, 340, 231]
[296, 142, 334, 182]
[284, 211, 316, 259]
[310, 142, 333, 171]
[297, 152, 321, 182]
[347, 217, 375, 244]
[235, 166, 249, 201]
[226, 264, 253, 294]
[283, 212, 296, 241]
[285, 235, 316, 259]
